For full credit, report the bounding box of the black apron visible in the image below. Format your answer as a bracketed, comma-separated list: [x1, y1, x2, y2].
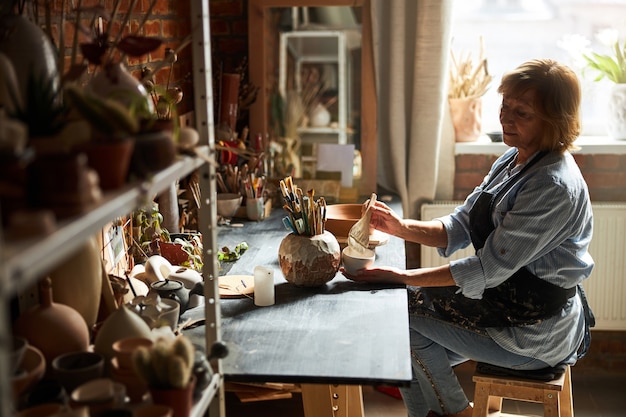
[412, 151, 580, 328]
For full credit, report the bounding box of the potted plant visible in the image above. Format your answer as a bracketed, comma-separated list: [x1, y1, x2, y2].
[581, 29, 626, 139]
[132, 336, 197, 417]
[448, 38, 493, 142]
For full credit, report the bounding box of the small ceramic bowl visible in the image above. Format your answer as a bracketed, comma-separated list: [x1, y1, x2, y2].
[12, 344, 46, 399]
[11, 336, 28, 374]
[325, 204, 362, 238]
[216, 193, 243, 218]
[111, 337, 154, 371]
[52, 351, 105, 393]
[342, 246, 376, 275]
[486, 131, 503, 142]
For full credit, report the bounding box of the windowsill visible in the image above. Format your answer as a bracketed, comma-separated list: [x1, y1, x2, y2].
[455, 136, 626, 155]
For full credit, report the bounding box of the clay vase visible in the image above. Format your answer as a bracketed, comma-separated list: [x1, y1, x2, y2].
[149, 376, 196, 417]
[49, 236, 103, 328]
[13, 278, 90, 370]
[278, 231, 341, 287]
[93, 304, 152, 362]
[449, 97, 483, 142]
[129, 129, 176, 179]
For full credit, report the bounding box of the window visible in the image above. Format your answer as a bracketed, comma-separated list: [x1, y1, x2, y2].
[451, 0, 626, 136]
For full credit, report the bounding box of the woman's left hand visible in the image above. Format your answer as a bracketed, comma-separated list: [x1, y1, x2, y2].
[340, 265, 406, 284]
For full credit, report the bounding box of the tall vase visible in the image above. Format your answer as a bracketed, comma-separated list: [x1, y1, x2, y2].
[49, 236, 103, 328]
[449, 97, 483, 142]
[278, 231, 341, 287]
[607, 83, 626, 140]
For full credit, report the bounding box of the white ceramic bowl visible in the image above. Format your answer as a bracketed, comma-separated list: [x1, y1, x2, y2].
[342, 246, 375, 275]
[216, 193, 243, 218]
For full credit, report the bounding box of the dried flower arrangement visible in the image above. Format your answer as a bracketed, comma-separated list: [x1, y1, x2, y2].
[448, 38, 494, 99]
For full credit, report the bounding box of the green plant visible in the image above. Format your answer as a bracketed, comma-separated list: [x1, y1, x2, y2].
[582, 29, 626, 84]
[132, 336, 195, 389]
[172, 235, 203, 271]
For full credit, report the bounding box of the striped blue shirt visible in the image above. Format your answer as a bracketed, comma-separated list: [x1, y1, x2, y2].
[437, 147, 594, 365]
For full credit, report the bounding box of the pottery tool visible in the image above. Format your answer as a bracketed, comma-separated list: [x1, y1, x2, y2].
[347, 193, 377, 252]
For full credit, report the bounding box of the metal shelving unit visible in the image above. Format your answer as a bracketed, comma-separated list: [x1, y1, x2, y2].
[279, 30, 351, 145]
[0, 2, 224, 415]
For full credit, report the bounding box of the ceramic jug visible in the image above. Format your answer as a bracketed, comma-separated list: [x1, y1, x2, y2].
[14, 278, 90, 368]
[149, 280, 204, 313]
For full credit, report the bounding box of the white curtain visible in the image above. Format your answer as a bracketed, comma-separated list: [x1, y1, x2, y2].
[371, 0, 455, 220]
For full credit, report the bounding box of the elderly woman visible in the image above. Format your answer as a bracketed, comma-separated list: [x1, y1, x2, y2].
[343, 59, 594, 417]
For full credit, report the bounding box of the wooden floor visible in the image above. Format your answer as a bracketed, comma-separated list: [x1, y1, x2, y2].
[224, 362, 626, 417]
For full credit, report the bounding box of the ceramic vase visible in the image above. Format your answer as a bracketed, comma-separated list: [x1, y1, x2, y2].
[13, 278, 90, 369]
[449, 97, 482, 142]
[93, 304, 153, 362]
[278, 231, 340, 287]
[49, 236, 103, 328]
[309, 103, 331, 127]
[607, 83, 626, 140]
[0, 15, 59, 115]
[149, 376, 196, 417]
[88, 62, 153, 113]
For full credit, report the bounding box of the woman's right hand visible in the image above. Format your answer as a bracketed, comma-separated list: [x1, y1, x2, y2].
[369, 200, 405, 237]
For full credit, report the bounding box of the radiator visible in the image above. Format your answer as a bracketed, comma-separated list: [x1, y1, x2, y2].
[420, 201, 626, 331]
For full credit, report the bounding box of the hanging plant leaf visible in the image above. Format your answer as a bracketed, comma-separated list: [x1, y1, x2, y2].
[116, 36, 163, 57]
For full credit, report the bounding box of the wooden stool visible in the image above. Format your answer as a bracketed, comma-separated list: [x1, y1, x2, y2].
[472, 364, 574, 417]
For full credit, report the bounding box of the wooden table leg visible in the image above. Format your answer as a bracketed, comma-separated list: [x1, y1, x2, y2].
[301, 384, 364, 417]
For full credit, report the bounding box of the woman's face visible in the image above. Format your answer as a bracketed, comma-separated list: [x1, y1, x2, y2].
[499, 89, 544, 161]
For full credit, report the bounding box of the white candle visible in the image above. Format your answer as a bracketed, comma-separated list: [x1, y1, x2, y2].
[254, 266, 275, 306]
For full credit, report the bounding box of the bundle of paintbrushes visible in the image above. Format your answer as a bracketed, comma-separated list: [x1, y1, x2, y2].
[279, 176, 327, 236]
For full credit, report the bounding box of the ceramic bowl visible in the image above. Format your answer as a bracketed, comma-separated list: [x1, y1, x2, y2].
[486, 131, 503, 142]
[13, 403, 64, 417]
[216, 193, 243, 218]
[52, 351, 105, 393]
[12, 344, 46, 399]
[11, 336, 28, 374]
[111, 336, 154, 371]
[70, 378, 123, 408]
[342, 246, 375, 275]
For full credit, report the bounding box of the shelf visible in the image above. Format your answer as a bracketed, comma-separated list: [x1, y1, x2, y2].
[0, 147, 208, 296]
[191, 373, 222, 417]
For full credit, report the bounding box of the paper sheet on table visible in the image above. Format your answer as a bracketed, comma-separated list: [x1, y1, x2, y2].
[316, 144, 355, 187]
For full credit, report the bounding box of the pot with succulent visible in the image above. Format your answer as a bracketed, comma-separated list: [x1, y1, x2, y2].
[581, 29, 626, 140]
[132, 336, 197, 417]
[448, 38, 494, 142]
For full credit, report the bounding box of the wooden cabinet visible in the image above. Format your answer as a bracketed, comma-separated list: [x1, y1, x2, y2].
[0, 2, 224, 416]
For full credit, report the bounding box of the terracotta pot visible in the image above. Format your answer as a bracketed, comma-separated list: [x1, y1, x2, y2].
[49, 236, 103, 328]
[79, 139, 135, 190]
[129, 130, 176, 178]
[149, 376, 196, 417]
[13, 278, 90, 370]
[278, 231, 341, 287]
[449, 97, 482, 142]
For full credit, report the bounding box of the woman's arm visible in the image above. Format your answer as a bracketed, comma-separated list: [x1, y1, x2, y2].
[369, 201, 448, 248]
[342, 264, 456, 287]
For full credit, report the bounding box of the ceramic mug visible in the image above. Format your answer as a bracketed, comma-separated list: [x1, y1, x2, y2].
[246, 197, 265, 221]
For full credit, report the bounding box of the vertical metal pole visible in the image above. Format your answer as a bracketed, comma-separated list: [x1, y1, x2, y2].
[189, 1, 224, 416]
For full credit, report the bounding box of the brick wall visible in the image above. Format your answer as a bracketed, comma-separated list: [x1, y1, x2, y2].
[29, 0, 194, 114]
[455, 153, 626, 202]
